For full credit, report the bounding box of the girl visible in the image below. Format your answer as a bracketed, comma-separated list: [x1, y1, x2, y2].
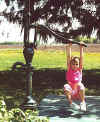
[64, 43, 86, 111]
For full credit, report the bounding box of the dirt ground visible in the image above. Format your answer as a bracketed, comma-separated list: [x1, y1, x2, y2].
[0, 44, 100, 52]
[38, 44, 100, 53]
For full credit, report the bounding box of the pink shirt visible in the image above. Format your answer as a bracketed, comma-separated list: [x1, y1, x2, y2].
[66, 68, 82, 84]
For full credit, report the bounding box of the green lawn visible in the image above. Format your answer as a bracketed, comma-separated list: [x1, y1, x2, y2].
[0, 49, 24, 71]
[0, 48, 100, 71]
[34, 50, 100, 70]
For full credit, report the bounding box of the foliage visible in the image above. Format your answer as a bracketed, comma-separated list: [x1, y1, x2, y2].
[0, 98, 49, 122]
[74, 36, 98, 43]
[2, 0, 100, 44]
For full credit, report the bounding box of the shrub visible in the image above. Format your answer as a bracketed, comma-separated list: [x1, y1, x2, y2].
[0, 98, 49, 122]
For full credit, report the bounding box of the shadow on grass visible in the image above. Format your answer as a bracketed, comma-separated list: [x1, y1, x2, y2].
[0, 68, 100, 89]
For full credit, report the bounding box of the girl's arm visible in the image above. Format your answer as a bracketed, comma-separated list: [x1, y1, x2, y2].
[66, 43, 72, 70]
[80, 44, 84, 70]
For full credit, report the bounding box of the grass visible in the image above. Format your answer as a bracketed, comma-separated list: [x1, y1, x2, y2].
[34, 50, 100, 70]
[33, 50, 66, 69]
[0, 48, 100, 109]
[0, 48, 100, 70]
[0, 49, 24, 70]
[84, 53, 100, 70]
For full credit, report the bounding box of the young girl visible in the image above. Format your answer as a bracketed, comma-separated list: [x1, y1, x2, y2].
[64, 43, 86, 111]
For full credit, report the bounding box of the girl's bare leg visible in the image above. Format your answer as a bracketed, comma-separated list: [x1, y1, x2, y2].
[79, 89, 86, 111]
[79, 89, 85, 102]
[65, 91, 72, 104]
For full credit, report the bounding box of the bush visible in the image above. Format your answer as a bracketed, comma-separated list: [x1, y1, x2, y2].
[75, 36, 98, 43]
[0, 98, 49, 122]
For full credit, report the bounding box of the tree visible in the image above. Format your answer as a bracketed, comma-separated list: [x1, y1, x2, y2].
[2, 0, 100, 45]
